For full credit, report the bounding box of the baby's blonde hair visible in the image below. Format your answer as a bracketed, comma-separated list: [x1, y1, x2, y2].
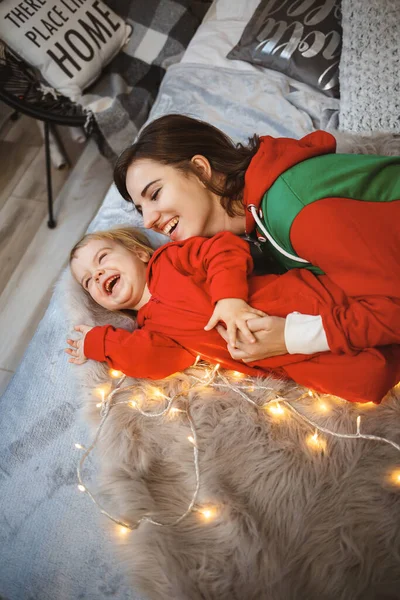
[69, 225, 154, 265]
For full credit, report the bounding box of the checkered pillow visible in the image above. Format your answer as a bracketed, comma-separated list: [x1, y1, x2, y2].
[83, 0, 211, 158]
[118, 0, 203, 65]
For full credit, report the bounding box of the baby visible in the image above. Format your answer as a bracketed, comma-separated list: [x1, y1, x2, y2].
[66, 226, 400, 404]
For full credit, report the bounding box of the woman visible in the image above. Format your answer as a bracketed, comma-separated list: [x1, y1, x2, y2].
[113, 114, 400, 363]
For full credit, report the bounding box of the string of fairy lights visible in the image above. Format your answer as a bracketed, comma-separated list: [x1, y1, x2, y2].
[74, 359, 400, 535]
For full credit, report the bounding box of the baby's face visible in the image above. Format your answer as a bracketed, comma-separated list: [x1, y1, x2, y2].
[71, 238, 149, 311]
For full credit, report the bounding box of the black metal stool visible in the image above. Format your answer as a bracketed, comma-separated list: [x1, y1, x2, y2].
[0, 42, 93, 228]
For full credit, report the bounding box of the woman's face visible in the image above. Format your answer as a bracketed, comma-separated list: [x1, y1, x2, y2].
[71, 238, 149, 311]
[125, 158, 231, 241]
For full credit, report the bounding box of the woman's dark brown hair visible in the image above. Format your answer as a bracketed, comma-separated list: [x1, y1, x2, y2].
[113, 114, 261, 217]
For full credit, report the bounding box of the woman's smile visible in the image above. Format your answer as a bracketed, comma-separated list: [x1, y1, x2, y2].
[160, 216, 180, 237]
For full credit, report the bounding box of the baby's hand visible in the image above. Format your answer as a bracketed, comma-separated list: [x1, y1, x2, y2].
[204, 298, 265, 347]
[65, 324, 93, 365]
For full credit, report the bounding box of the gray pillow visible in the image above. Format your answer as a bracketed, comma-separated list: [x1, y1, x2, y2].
[339, 0, 400, 133]
[227, 0, 342, 98]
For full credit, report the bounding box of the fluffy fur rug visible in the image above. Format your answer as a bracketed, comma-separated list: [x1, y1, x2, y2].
[62, 262, 400, 600]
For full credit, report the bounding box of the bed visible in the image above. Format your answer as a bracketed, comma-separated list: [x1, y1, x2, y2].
[1, 1, 400, 599]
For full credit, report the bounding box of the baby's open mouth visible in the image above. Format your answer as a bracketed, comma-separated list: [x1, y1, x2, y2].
[162, 217, 179, 236]
[104, 275, 120, 295]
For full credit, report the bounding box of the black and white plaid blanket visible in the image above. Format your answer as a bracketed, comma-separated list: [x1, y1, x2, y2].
[82, 0, 211, 160]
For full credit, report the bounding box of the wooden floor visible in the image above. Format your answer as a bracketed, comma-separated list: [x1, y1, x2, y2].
[0, 111, 113, 396]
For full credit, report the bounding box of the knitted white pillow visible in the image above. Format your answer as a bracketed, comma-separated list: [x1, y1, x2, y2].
[339, 0, 400, 133]
[0, 0, 131, 101]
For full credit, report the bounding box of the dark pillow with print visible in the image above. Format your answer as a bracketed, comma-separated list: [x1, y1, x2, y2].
[227, 0, 342, 98]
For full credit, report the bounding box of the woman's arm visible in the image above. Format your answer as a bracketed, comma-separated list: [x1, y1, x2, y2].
[282, 270, 400, 354]
[218, 295, 400, 363]
[321, 296, 400, 354]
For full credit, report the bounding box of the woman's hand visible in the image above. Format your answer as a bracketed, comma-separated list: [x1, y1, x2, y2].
[204, 298, 265, 347]
[216, 315, 287, 362]
[65, 324, 93, 364]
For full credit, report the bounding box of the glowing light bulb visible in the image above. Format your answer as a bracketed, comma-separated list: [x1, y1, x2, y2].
[96, 385, 109, 402]
[118, 525, 130, 535]
[96, 402, 102, 408]
[231, 370, 244, 379]
[308, 390, 314, 397]
[130, 400, 137, 408]
[306, 431, 327, 452]
[187, 435, 196, 446]
[388, 469, 400, 486]
[78, 484, 86, 492]
[268, 403, 285, 417]
[194, 355, 201, 366]
[110, 369, 123, 378]
[170, 407, 184, 414]
[318, 402, 329, 413]
[151, 387, 165, 400]
[74, 443, 84, 450]
[199, 506, 216, 521]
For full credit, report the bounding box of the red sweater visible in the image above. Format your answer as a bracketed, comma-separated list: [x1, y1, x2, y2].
[85, 233, 400, 404]
[243, 131, 400, 312]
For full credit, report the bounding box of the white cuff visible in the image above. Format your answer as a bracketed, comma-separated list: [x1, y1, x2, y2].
[284, 312, 330, 355]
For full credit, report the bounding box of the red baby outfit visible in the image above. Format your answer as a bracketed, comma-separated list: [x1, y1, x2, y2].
[84, 233, 400, 404]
